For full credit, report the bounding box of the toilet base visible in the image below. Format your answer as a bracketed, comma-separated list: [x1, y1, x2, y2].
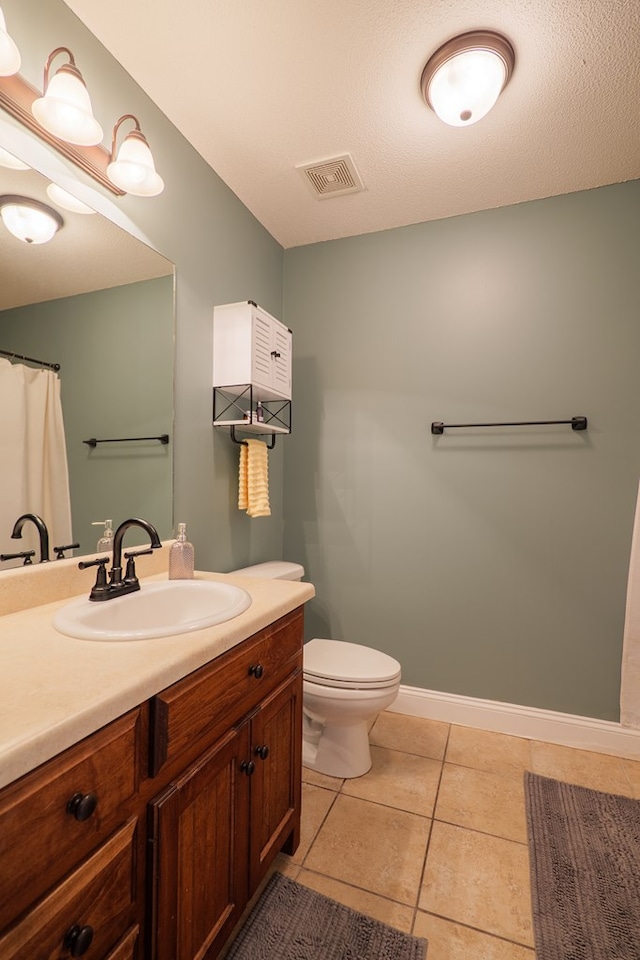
[302, 715, 373, 779]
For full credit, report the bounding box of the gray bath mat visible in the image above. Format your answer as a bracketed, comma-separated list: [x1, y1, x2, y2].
[225, 871, 427, 960]
[524, 771, 640, 960]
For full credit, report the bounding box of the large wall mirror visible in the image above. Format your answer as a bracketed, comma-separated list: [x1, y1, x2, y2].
[0, 149, 175, 566]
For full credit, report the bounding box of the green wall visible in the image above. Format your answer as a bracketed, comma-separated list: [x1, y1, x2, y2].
[283, 181, 640, 721]
[1, 277, 174, 552]
[4, 0, 638, 721]
[2, 0, 285, 572]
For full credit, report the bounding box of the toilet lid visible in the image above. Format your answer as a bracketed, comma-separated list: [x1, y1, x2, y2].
[303, 638, 401, 687]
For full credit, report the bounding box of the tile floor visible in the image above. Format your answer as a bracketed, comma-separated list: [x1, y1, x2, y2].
[272, 711, 640, 960]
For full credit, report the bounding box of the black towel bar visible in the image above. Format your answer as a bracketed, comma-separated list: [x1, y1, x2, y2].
[83, 434, 170, 447]
[229, 426, 276, 449]
[431, 417, 587, 435]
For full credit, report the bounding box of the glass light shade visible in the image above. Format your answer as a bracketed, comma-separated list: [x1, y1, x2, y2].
[0, 7, 21, 77]
[107, 133, 164, 196]
[0, 146, 29, 170]
[46, 182, 96, 215]
[428, 48, 507, 126]
[0, 198, 63, 244]
[32, 66, 103, 146]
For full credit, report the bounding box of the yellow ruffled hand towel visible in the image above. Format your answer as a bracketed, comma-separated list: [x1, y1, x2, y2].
[238, 439, 271, 517]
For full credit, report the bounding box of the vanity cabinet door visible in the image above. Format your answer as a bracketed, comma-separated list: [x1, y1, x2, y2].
[149, 725, 251, 960]
[248, 670, 302, 889]
[104, 926, 139, 960]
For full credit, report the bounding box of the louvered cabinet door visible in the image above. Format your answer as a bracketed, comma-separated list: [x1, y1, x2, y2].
[149, 724, 250, 960]
[271, 320, 292, 398]
[251, 307, 292, 399]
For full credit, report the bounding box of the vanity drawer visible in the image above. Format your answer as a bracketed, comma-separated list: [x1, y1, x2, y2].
[150, 607, 303, 776]
[0, 818, 137, 960]
[0, 708, 141, 930]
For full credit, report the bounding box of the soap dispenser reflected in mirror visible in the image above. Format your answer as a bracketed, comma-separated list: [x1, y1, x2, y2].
[169, 523, 194, 580]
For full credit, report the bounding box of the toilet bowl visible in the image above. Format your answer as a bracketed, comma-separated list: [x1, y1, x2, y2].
[229, 562, 401, 778]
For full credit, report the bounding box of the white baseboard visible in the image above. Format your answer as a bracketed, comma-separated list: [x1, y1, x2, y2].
[388, 685, 640, 759]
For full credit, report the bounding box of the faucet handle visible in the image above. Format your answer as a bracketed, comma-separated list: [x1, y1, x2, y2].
[78, 557, 110, 601]
[123, 548, 153, 586]
[54, 542, 80, 560]
[0, 550, 35, 565]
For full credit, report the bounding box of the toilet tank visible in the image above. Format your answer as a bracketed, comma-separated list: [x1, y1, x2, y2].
[229, 561, 305, 581]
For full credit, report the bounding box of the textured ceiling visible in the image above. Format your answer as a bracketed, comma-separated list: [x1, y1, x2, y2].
[62, 0, 640, 249]
[0, 166, 172, 310]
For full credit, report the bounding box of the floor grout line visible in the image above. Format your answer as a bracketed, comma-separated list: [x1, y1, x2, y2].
[409, 724, 451, 933]
[416, 908, 535, 950]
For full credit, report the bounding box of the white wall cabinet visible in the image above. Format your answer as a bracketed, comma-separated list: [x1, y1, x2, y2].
[213, 300, 292, 401]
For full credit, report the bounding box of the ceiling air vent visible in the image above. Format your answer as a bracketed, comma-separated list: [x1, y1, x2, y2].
[296, 154, 364, 199]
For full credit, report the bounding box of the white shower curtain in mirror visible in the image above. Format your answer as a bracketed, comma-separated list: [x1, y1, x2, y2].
[0, 358, 72, 566]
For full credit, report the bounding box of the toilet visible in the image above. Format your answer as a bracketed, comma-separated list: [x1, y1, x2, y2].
[229, 561, 401, 778]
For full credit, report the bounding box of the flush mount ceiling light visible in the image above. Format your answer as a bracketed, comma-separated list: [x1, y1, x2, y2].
[0, 194, 64, 244]
[46, 182, 96, 215]
[421, 30, 515, 127]
[0, 5, 21, 77]
[32, 46, 103, 146]
[107, 114, 164, 197]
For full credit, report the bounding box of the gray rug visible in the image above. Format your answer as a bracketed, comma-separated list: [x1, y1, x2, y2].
[225, 872, 427, 960]
[524, 771, 640, 960]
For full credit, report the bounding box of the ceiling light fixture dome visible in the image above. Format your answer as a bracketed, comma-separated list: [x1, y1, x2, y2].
[0, 5, 21, 77]
[32, 47, 103, 146]
[107, 114, 164, 197]
[421, 30, 515, 127]
[0, 195, 64, 244]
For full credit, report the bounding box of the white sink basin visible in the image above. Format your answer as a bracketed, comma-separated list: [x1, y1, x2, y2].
[53, 580, 252, 641]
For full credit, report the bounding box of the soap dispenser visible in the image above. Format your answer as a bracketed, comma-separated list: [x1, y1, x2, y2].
[169, 523, 194, 580]
[92, 519, 114, 552]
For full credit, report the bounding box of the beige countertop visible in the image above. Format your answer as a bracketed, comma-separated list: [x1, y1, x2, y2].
[0, 565, 314, 790]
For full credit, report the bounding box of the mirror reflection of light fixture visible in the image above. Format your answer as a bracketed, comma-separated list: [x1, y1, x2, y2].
[46, 182, 96, 215]
[31, 47, 103, 146]
[421, 31, 515, 127]
[0, 194, 64, 244]
[0, 5, 21, 77]
[107, 114, 164, 197]
[0, 144, 29, 170]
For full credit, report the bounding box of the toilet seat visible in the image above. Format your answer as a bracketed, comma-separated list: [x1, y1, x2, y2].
[303, 638, 401, 690]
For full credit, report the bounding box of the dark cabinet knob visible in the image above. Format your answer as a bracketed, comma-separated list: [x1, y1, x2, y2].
[248, 663, 264, 678]
[63, 924, 94, 957]
[66, 792, 97, 822]
[240, 760, 256, 776]
[254, 745, 269, 760]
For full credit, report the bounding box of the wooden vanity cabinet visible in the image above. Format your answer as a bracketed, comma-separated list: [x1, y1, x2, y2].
[147, 609, 303, 960]
[0, 606, 304, 960]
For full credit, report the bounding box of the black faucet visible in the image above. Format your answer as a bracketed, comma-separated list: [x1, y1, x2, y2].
[79, 517, 162, 601]
[111, 516, 162, 583]
[11, 513, 50, 563]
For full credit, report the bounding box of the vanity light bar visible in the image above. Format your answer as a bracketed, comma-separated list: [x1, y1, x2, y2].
[0, 71, 124, 195]
[0, 21, 163, 198]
